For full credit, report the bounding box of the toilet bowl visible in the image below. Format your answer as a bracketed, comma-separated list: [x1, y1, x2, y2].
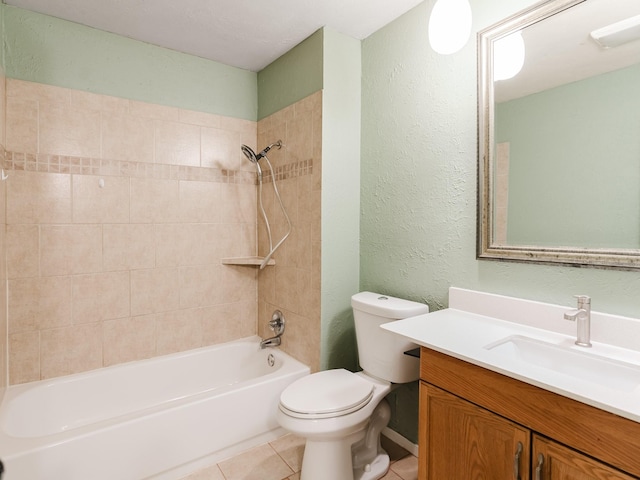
[277, 292, 429, 480]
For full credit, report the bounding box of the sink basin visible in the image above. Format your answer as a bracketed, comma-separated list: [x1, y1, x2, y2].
[486, 335, 640, 392]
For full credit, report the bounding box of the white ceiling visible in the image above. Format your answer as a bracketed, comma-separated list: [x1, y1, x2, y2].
[3, 0, 423, 72]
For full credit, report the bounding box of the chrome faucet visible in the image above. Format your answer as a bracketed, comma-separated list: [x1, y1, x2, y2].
[260, 310, 285, 349]
[564, 295, 592, 347]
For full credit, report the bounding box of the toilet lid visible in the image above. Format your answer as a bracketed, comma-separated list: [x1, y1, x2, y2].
[280, 369, 374, 419]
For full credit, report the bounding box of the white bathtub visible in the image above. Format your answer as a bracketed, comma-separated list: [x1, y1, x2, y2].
[0, 336, 309, 480]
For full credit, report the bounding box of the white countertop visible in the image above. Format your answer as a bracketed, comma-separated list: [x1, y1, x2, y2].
[382, 288, 640, 424]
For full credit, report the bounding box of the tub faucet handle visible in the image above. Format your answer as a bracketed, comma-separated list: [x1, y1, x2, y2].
[261, 310, 285, 349]
[269, 310, 285, 336]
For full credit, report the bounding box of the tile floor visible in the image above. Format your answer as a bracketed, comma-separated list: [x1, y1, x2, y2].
[180, 434, 418, 480]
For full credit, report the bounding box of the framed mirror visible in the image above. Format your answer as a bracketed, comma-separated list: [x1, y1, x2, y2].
[478, 0, 640, 269]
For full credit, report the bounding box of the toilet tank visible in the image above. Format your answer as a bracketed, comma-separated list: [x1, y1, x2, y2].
[351, 292, 429, 383]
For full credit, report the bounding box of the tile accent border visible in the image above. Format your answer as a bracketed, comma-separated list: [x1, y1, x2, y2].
[4, 150, 313, 184]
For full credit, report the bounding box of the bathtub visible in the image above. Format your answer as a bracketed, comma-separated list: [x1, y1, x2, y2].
[0, 336, 309, 480]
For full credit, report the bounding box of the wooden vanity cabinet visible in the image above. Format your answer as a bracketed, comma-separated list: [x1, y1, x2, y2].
[532, 435, 636, 480]
[419, 347, 640, 480]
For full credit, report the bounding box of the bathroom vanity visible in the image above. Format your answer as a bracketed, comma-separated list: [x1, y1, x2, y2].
[383, 288, 640, 480]
[419, 348, 638, 479]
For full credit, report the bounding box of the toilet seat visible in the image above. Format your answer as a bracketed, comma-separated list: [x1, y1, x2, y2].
[279, 369, 374, 419]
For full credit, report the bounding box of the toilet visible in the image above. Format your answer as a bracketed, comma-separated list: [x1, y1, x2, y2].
[277, 292, 429, 480]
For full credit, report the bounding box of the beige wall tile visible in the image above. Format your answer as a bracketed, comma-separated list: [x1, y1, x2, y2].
[130, 177, 180, 223]
[103, 224, 156, 271]
[6, 97, 38, 153]
[69, 89, 103, 112]
[72, 271, 130, 324]
[156, 309, 203, 355]
[155, 120, 201, 166]
[220, 223, 257, 259]
[178, 224, 222, 266]
[274, 265, 300, 314]
[131, 267, 180, 316]
[129, 100, 176, 121]
[6, 224, 40, 279]
[9, 276, 72, 333]
[285, 115, 314, 165]
[40, 225, 103, 276]
[7, 79, 70, 106]
[154, 224, 182, 268]
[280, 310, 320, 373]
[178, 180, 221, 223]
[103, 315, 156, 366]
[72, 174, 130, 224]
[201, 301, 257, 345]
[5, 81, 280, 383]
[40, 323, 103, 379]
[220, 266, 257, 305]
[9, 331, 40, 384]
[179, 109, 222, 128]
[102, 114, 154, 163]
[7, 171, 72, 224]
[219, 183, 256, 224]
[101, 95, 130, 116]
[201, 127, 241, 170]
[179, 265, 224, 309]
[39, 103, 101, 157]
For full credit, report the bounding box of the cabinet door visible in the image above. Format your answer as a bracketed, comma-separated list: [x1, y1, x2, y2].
[532, 435, 636, 480]
[419, 382, 530, 480]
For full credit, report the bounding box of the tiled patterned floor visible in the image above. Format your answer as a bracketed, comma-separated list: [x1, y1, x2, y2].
[180, 434, 418, 480]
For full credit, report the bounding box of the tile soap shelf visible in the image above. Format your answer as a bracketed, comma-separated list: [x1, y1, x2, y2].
[221, 257, 276, 266]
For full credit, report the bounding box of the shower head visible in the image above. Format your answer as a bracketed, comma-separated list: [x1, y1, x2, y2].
[241, 141, 283, 178]
[241, 144, 263, 178]
[255, 140, 282, 161]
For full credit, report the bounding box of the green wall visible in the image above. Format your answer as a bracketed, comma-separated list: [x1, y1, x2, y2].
[320, 29, 361, 371]
[497, 64, 640, 248]
[3, 5, 257, 120]
[257, 29, 324, 120]
[361, 0, 640, 442]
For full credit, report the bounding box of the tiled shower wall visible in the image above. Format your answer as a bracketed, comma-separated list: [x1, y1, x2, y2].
[5, 79, 261, 384]
[0, 70, 7, 394]
[257, 91, 322, 373]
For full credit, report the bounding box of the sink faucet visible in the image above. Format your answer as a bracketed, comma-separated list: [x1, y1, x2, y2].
[564, 295, 592, 348]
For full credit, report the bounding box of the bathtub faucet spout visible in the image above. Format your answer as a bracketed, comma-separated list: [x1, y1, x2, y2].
[260, 336, 282, 349]
[260, 310, 285, 349]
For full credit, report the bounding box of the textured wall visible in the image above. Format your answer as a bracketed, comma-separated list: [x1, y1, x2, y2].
[361, 0, 640, 442]
[3, 5, 258, 121]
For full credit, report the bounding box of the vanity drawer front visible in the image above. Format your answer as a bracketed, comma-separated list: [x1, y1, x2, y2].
[420, 347, 640, 477]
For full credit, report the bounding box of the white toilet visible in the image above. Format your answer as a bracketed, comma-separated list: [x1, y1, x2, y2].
[277, 291, 429, 480]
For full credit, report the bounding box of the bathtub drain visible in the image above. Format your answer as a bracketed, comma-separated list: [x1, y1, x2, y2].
[267, 354, 275, 367]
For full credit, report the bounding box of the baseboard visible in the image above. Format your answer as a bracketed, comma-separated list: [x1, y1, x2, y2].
[382, 427, 419, 457]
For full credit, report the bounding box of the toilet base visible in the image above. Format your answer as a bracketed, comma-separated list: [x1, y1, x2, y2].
[353, 452, 390, 480]
[300, 430, 365, 480]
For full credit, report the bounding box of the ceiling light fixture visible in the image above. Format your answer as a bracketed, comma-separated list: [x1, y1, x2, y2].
[590, 14, 640, 49]
[493, 31, 525, 81]
[428, 0, 473, 55]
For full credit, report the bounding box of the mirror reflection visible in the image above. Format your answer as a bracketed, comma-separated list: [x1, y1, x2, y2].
[478, 0, 640, 269]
